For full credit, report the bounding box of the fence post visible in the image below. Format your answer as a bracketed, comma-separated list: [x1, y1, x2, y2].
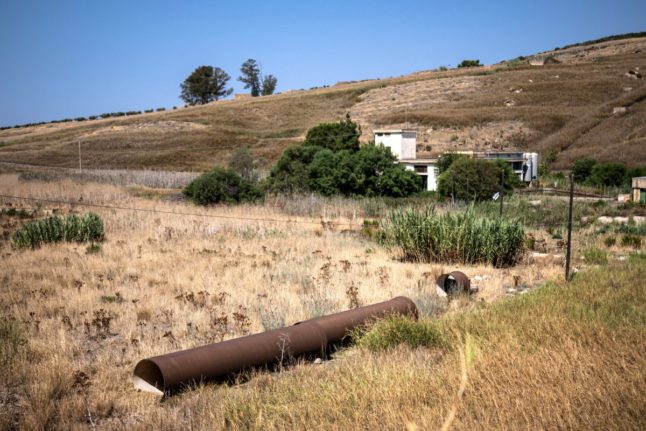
[499, 170, 504, 218]
[565, 173, 574, 281]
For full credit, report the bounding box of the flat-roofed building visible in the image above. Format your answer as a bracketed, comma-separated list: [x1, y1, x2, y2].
[633, 176, 646, 203]
[374, 129, 538, 191]
[374, 129, 417, 160]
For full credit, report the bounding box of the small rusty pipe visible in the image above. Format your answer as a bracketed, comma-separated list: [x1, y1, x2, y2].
[133, 296, 417, 394]
[436, 271, 470, 295]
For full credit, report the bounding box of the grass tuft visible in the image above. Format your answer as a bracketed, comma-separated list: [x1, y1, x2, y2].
[356, 314, 450, 351]
[11, 213, 104, 249]
[381, 206, 525, 267]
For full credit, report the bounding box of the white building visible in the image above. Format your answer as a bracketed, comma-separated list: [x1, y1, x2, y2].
[374, 129, 417, 160]
[374, 129, 438, 191]
[457, 151, 539, 182]
[374, 129, 539, 191]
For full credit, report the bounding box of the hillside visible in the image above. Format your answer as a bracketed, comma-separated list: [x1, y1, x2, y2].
[0, 35, 645, 172]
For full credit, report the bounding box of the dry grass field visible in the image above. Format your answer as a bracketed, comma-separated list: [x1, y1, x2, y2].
[1, 37, 645, 171]
[1, 174, 645, 430]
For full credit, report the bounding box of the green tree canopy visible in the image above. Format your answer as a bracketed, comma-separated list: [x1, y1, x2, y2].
[228, 147, 258, 183]
[180, 66, 233, 105]
[261, 75, 278, 96]
[572, 158, 597, 182]
[239, 59, 261, 96]
[266, 145, 323, 194]
[587, 162, 628, 187]
[303, 115, 361, 152]
[436, 153, 467, 174]
[266, 140, 421, 198]
[438, 158, 508, 201]
[457, 59, 482, 68]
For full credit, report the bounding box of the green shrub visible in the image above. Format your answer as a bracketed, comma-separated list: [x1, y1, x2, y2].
[587, 162, 627, 188]
[381, 206, 525, 267]
[583, 247, 608, 265]
[621, 234, 642, 249]
[457, 59, 482, 68]
[303, 114, 360, 152]
[437, 158, 516, 202]
[616, 223, 646, 236]
[604, 236, 616, 247]
[436, 152, 467, 174]
[11, 213, 104, 249]
[356, 315, 449, 351]
[266, 143, 421, 197]
[572, 158, 597, 182]
[183, 167, 261, 205]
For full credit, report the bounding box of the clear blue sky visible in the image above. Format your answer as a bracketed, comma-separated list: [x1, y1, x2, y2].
[1, 0, 644, 127]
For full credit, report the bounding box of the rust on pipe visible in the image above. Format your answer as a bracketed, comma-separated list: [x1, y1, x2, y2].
[133, 296, 417, 395]
[436, 271, 470, 295]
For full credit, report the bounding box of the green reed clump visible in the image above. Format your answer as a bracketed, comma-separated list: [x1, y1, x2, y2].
[382, 206, 525, 267]
[11, 213, 104, 249]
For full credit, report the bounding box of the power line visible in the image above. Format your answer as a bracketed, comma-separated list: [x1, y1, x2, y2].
[0, 194, 330, 226]
[0, 194, 603, 231]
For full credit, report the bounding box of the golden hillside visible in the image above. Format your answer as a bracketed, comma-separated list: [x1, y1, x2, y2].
[1, 36, 645, 171]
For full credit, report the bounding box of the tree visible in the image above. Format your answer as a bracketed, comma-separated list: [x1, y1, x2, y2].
[239, 59, 261, 97]
[303, 114, 361, 152]
[266, 145, 323, 194]
[239, 59, 278, 96]
[228, 147, 258, 183]
[261, 74, 278, 96]
[587, 162, 628, 187]
[180, 66, 233, 105]
[572, 158, 597, 182]
[457, 59, 482, 68]
[437, 158, 500, 201]
[436, 153, 467, 174]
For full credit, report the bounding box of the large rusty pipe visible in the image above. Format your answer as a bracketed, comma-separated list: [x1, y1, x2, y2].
[133, 296, 417, 394]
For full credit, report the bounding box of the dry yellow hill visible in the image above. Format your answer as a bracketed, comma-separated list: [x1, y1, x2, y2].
[1, 36, 645, 171]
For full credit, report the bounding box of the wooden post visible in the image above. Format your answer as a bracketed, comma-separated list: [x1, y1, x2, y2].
[565, 173, 574, 281]
[499, 170, 504, 218]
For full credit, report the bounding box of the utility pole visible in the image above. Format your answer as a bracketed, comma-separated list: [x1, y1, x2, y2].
[565, 173, 574, 281]
[78, 141, 82, 171]
[499, 170, 504, 218]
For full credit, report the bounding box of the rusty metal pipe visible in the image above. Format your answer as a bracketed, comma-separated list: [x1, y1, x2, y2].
[133, 296, 417, 394]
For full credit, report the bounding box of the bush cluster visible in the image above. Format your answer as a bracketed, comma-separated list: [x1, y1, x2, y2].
[12, 213, 104, 249]
[266, 117, 421, 198]
[266, 143, 421, 197]
[437, 157, 520, 202]
[1, 106, 178, 129]
[182, 168, 261, 205]
[573, 158, 646, 188]
[382, 206, 526, 267]
[457, 59, 482, 68]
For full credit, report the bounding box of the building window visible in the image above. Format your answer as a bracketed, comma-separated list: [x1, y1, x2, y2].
[414, 165, 427, 173]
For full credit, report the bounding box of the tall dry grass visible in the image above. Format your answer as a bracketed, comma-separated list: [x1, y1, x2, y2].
[1, 175, 634, 430]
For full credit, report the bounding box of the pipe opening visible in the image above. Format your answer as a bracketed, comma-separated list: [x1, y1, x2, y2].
[133, 360, 165, 395]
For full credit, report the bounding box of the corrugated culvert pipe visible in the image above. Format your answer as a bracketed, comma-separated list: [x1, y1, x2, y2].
[133, 296, 418, 395]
